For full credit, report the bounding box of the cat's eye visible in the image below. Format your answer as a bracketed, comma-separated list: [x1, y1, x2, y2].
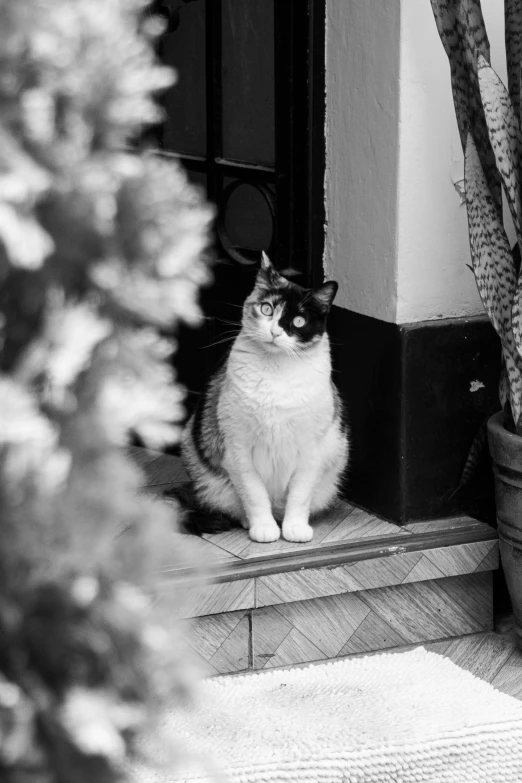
[293, 315, 306, 328]
[260, 302, 273, 316]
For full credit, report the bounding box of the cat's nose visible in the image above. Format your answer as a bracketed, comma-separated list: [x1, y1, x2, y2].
[270, 325, 283, 339]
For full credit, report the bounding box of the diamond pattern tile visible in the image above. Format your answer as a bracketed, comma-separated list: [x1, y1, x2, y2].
[189, 609, 250, 674]
[254, 540, 498, 608]
[251, 573, 492, 670]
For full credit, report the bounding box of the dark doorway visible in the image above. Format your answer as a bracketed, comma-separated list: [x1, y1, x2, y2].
[148, 0, 326, 419]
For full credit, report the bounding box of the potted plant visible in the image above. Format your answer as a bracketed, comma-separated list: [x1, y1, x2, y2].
[0, 1, 212, 780]
[430, 0, 522, 647]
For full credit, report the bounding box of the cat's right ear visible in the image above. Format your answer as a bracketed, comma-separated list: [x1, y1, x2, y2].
[312, 281, 338, 311]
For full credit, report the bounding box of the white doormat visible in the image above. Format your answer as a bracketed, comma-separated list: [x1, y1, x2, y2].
[133, 647, 522, 783]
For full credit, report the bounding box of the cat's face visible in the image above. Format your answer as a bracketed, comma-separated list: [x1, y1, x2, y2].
[242, 252, 338, 355]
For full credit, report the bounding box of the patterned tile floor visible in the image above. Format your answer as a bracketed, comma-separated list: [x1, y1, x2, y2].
[129, 447, 496, 573]
[179, 572, 494, 674]
[129, 447, 519, 689]
[229, 614, 522, 700]
[322, 621, 522, 701]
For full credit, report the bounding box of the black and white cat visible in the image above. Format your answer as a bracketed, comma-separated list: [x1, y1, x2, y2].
[181, 252, 349, 543]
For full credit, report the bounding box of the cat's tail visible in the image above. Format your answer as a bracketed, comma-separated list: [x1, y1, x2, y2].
[183, 508, 241, 536]
[165, 482, 241, 536]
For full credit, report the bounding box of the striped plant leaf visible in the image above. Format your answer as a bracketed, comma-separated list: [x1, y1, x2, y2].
[430, 0, 466, 69]
[477, 54, 522, 243]
[511, 269, 522, 361]
[505, 0, 522, 124]
[465, 135, 517, 336]
[505, 351, 522, 431]
[430, 0, 501, 210]
[456, 0, 490, 67]
[430, 0, 480, 149]
[465, 134, 522, 425]
[454, 0, 501, 210]
[500, 359, 510, 410]
[479, 48, 522, 362]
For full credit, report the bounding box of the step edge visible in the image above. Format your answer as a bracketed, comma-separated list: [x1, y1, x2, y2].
[162, 524, 498, 585]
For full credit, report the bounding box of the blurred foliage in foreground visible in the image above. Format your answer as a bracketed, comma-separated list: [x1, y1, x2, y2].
[0, 1, 213, 780]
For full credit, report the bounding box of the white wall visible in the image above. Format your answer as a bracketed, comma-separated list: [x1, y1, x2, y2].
[325, 0, 509, 324]
[396, 0, 508, 323]
[324, 0, 400, 323]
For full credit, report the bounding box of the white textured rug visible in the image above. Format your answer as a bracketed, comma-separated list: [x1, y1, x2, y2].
[134, 647, 522, 783]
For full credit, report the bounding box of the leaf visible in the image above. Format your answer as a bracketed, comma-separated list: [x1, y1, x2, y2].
[0, 127, 54, 269]
[430, 0, 461, 59]
[447, 416, 489, 500]
[0, 202, 54, 269]
[505, 0, 522, 124]
[430, 0, 477, 148]
[500, 357, 510, 410]
[477, 55, 522, 243]
[0, 126, 50, 202]
[465, 134, 522, 424]
[430, 0, 502, 209]
[453, 177, 466, 203]
[478, 51, 522, 361]
[465, 136, 517, 335]
[96, 330, 184, 449]
[511, 271, 522, 360]
[456, 0, 490, 67]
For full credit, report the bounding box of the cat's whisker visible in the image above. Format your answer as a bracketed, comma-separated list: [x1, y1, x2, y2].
[210, 324, 242, 334]
[215, 327, 242, 335]
[198, 316, 241, 328]
[211, 326, 243, 336]
[288, 347, 304, 361]
[218, 300, 244, 310]
[200, 335, 240, 350]
[201, 333, 241, 346]
[216, 318, 241, 327]
[239, 329, 260, 343]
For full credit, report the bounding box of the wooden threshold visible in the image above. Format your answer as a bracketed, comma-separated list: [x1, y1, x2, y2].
[161, 522, 497, 585]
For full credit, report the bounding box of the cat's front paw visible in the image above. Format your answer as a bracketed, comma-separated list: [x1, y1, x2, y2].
[249, 522, 281, 543]
[282, 522, 314, 543]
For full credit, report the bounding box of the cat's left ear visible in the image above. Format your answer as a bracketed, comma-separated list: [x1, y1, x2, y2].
[257, 251, 288, 287]
[261, 251, 272, 271]
[313, 281, 338, 311]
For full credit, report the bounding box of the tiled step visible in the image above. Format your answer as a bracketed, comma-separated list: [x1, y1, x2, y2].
[130, 447, 499, 675]
[170, 528, 497, 675]
[186, 573, 493, 674]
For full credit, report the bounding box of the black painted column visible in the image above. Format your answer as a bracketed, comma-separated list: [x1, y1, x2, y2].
[329, 307, 501, 525]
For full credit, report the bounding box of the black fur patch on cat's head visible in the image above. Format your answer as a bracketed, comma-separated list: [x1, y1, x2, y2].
[276, 280, 338, 344]
[250, 253, 338, 346]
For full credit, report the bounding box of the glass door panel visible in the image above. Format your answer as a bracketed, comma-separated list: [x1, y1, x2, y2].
[161, 0, 207, 156]
[221, 0, 275, 165]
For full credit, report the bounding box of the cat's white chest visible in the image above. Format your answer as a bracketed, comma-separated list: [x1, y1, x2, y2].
[220, 347, 333, 508]
[227, 357, 330, 432]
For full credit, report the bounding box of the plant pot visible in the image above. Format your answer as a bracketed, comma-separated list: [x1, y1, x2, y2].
[488, 411, 522, 647]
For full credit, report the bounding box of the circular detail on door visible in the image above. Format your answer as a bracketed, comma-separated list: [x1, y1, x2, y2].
[217, 179, 275, 265]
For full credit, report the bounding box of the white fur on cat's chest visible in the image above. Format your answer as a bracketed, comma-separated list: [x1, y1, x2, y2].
[219, 349, 334, 508]
[223, 354, 332, 433]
